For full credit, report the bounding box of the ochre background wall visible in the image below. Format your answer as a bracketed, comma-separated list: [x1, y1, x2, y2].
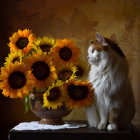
[0, 0, 140, 139]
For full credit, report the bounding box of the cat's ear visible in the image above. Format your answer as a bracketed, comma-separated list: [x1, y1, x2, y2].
[95, 32, 108, 46]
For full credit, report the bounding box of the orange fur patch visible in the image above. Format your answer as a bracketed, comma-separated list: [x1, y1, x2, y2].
[105, 38, 125, 57]
[93, 38, 125, 57]
[93, 41, 109, 51]
[109, 108, 121, 124]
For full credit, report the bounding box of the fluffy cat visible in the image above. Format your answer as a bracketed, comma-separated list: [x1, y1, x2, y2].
[85, 32, 135, 131]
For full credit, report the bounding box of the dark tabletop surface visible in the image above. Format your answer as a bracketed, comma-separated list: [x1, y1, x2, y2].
[9, 120, 134, 140]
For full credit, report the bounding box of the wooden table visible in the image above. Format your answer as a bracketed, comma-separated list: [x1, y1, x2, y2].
[8, 121, 133, 140]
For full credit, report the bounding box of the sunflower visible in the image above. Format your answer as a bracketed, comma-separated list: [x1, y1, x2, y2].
[8, 29, 35, 55]
[4, 50, 23, 66]
[34, 36, 56, 54]
[24, 51, 57, 90]
[52, 39, 81, 64]
[27, 45, 42, 56]
[43, 81, 66, 109]
[64, 80, 94, 109]
[0, 62, 34, 98]
[55, 63, 77, 83]
[74, 58, 90, 81]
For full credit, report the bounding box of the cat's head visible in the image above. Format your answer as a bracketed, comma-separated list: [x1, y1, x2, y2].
[88, 32, 110, 66]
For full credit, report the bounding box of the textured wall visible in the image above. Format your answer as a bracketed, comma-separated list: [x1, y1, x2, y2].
[0, 0, 140, 137]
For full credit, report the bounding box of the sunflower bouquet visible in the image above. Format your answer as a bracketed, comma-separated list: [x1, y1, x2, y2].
[0, 29, 94, 116]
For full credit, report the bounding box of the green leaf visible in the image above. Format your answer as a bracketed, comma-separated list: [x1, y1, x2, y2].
[27, 48, 37, 56]
[29, 91, 32, 94]
[44, 88, 48, 92]
[39, 88, 43, 93]
[31, 48, 36, 52]
[33, 87, 37, 93]
[25, 95, 29, 113]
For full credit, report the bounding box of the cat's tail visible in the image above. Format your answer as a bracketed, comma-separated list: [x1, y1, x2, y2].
[85, 103, 100, 128]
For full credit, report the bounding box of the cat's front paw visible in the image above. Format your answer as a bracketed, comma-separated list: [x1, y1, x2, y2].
[88, 121, 99, 128]
[98, 122, 107, 130]
[107, 124, 118, 131]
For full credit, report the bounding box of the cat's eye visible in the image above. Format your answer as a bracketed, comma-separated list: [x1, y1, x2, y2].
[90, 40, 94, 44]
[92, 48, 95, 53]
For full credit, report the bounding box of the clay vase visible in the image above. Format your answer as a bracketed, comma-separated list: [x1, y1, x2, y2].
[29, 93, 71, 125]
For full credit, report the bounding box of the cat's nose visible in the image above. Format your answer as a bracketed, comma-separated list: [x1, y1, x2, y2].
[90, 40, 94, 44]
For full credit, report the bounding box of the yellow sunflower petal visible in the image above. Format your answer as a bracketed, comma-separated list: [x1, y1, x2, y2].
[18, 29, 24, 36]
[8, 29, 36, 55]
[4, 50, 24, 66]
[0, 62, 35, 98]
[64, 80, 94, 109]
[74, 57, 90, 81]
[43, 81, 66, 109]
[34, 36, 56, 54]
[52, 39, 81, 65]
[55, 63, 77, 83]
[24, 51, 57, 90]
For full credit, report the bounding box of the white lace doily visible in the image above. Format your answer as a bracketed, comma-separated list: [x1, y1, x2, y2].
[13, 121, 87, 130]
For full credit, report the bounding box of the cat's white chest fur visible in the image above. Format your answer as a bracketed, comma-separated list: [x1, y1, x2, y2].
[89, 66, 111, 106]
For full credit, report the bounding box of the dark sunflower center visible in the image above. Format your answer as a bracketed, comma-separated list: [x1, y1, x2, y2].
[47, 87, 60, 101]
[40, 44, 52, 53]
[12, 57, 20, 63]
[68, 84, 89, 100]
[8, 71, 26, 89]
[75, 66, 84, 77]
[32, 61, 50, 80]
[59, 47, 72, 61]
[16, 37, 29, 49]
[58, 70, 73, 82]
